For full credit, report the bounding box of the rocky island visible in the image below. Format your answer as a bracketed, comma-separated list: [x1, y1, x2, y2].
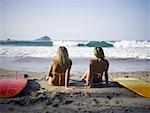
[35, 36, 51, 41]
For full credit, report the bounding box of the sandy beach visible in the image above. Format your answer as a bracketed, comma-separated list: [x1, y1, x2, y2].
[0, 68, 150, 113]
[1, 0, 150, 112]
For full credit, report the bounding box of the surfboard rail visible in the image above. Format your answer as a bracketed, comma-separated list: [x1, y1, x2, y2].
[0, 75, 28, 98]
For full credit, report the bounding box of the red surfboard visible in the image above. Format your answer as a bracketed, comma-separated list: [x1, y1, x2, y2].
[0, 74, 28, 98]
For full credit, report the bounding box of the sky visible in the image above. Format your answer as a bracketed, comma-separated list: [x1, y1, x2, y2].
[0, 0, 149, 40]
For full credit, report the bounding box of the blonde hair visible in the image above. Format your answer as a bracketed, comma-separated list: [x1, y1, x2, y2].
[94, 47, 105, 60]
[57, 46, 70, 67]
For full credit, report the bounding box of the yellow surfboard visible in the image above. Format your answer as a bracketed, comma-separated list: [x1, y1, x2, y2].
[112, 78, 150, 98]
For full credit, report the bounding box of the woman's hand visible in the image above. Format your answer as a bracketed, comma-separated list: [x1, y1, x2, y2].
[45, 76, 49, 80]
[65, 86, 74, 90]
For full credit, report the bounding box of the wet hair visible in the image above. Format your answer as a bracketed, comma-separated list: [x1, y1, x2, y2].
[57, 46, 70, 67]
[94, 47, 105, 60]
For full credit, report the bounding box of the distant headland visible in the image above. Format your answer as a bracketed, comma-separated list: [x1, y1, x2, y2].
[0, 36, 53, 46]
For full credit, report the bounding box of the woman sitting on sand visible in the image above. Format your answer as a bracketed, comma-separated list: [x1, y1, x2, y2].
[81, 47, 109, 87]
[46, 46, 72, 88]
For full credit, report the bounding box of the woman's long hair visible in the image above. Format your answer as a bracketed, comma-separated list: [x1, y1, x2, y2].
[57, 46, 70, 67]
[94, 47, 105, 60]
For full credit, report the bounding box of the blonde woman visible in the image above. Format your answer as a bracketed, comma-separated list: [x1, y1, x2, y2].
[46, 46, 72, 88]
[81, 47, 109, 87]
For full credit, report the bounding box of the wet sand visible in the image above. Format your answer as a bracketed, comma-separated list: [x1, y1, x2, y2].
[0, 69, 150, 113]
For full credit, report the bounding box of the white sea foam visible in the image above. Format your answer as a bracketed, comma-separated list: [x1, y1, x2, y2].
[0, 45, 149, 59]
[53, 40, 87, 46]
[113, 40, 150, 48]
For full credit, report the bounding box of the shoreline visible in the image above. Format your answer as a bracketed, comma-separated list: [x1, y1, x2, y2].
[0, 68, 150, 82]
[0, 69, 150, 113]
[0, 56, 149, 73]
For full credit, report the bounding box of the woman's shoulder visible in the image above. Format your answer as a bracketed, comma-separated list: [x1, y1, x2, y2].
[51, 59, 59, 65]
[89, 59, 99, 65]
[89, 59, 96, 63]
[89, 58, 109, 64]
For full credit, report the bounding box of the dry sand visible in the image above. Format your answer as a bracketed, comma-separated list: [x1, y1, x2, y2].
[0, 68, 150, 113]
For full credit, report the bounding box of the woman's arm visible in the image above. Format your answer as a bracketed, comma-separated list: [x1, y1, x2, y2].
[65, 60, 72, 87]
[87, 60, 94, 87]
[65, 69, 70, 87]
[104, 71, 108, 85]
[104, 60, 109, 85]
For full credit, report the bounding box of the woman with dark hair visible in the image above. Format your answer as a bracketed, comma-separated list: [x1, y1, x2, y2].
[81, 47, 109, 87]
[46, 46, 72, 88]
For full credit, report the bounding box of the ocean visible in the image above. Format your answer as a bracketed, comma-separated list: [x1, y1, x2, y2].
[0, 40, 149, 73]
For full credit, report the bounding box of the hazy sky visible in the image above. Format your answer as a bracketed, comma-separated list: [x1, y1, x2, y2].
[0, 0, 149, 40]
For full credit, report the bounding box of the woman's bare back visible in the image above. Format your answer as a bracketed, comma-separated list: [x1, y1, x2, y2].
[90, 59, 109, 73]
